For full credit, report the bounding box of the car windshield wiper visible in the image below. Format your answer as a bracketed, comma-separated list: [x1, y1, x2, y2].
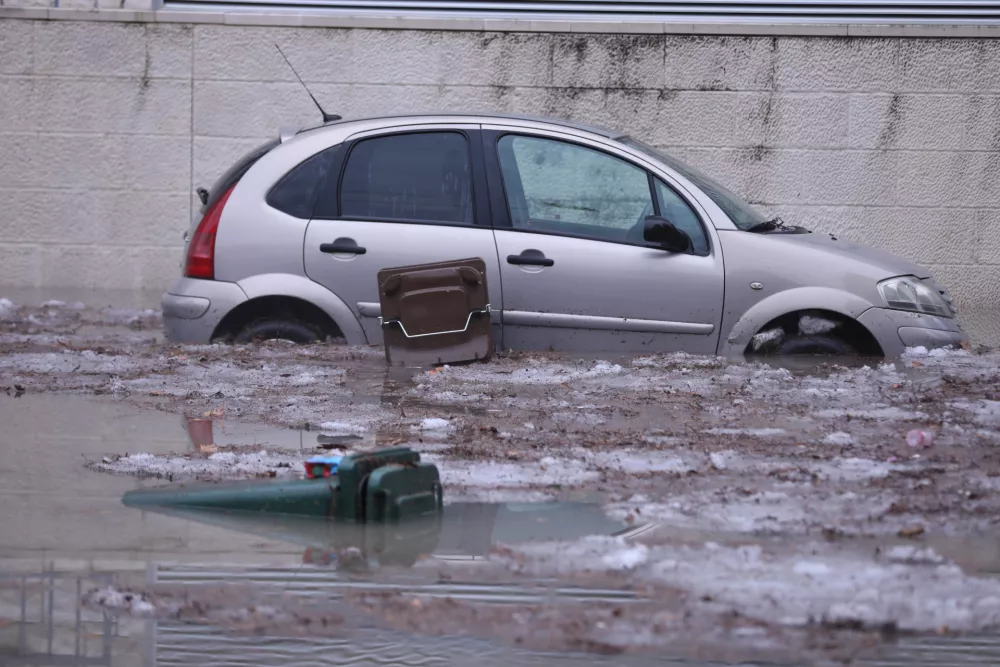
[746, 216, 786, 233]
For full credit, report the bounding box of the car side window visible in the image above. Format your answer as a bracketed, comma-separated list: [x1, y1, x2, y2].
[267, 145, 340, 219]
[496, 134, 653, 243]
[339, 131, 474, 225]
[654, 179, 710, 255]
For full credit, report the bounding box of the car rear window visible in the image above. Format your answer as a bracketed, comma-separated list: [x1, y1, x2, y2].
[202, 138, 280, 213]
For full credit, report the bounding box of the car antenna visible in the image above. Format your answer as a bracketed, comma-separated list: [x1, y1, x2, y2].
[274, 44, 341, 123]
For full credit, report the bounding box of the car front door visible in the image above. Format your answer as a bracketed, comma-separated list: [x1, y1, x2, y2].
[483, 128, 724, 354]
[303, 125, 502, 345]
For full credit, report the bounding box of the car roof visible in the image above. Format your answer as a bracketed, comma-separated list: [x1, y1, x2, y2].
[297, 112, 624, 140]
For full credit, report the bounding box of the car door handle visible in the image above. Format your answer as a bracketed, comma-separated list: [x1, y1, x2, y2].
[320, 239, 366, 255]
[507, 251, 553, 267]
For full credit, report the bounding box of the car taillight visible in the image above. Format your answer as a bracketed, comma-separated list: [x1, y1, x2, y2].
[184, 185, 235, 280]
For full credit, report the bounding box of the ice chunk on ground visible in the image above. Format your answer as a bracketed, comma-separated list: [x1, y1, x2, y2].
[319, 421, 368, 435]
[88, 450, 303, 480]
[704, 427, 787, 437]
[583, 450, 699, 475]
[883, 545, 947, 565]
[814, 406, 928, 421]
[750, 328, 783, 351]
[799, 315, 838, 336]
[503, 538, 1000, 633]
[928, 346, 968, 357]
[40, 299, 66, 308]
[709, 451, 735, 470]
[903, 345, 968, 359]
[435, 360, 625, 386]
[821, 432, 854, 446]
[436, 457, 598, 489]
[792, 561, 833, 577]
[642, 434, 684, 447]
[811, 457, 896, 481]
[509, 536, 650, 574]
[0, 298, 15, 319]
[83, 587, 158, 616]
[418, 417, 452, 431]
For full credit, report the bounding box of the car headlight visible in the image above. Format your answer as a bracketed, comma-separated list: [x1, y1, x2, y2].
[877, 276, 952, 318]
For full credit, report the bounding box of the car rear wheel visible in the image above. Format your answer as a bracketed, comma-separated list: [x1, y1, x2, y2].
[233, 319, 324, 344]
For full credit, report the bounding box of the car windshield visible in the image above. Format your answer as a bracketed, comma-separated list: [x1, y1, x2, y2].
[619, 136, 768, 230]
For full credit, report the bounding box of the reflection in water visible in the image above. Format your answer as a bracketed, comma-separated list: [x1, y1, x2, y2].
[5, 500, 1000, 666]
[6, 565, 1000, 667]
[124, 498, 635, 570]
[0, 568, 118, 666]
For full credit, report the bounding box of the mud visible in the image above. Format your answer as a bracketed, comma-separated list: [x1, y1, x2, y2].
[4, 297, 1000, 662]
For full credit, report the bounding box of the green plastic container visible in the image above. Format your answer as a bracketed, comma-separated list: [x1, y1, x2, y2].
[122, 447, 442, 522]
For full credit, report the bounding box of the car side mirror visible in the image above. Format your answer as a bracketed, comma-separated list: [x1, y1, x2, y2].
[643, 216, 692, 253]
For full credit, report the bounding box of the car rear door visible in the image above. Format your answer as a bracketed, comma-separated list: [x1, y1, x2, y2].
[303, 124, 502, 345]
[482, 126, 724, 354]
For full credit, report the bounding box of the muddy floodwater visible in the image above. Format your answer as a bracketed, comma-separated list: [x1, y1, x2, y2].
[3, 294, 1000, 664]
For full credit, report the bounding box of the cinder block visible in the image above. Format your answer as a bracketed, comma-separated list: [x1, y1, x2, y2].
[135, 246, 185, 291]
[345, 29, 446, 85]
[767, 93, 849, 148]
[147, 23, 194, 79]
[896, 150, 1000, 208]
[600, 90, 764, 148]
[897, 39, 1000, 93]
[0, 133, 189, 190]
[670, 147, 897, 207]
[27, 77, 191, 136]
[926, 263, 1000, 344]
[663, 35, 778, 92]
[193, 25, 351, 83]
[551, 33, 664, 89]
[34, 21, 146, 77]
[317, 83, 481, 118]
[192, 136, 271, 190]
[974, 208, 1000, 267]
[2, 0, 49, 8]
[194, 80, 317, 138]
[0, 189, 188, 246]
[39, 245, 137, 290]
[0, 243, 42, 287]
[59, 0, 97, 9]
[0, 78, 34, 131]
[775, 37, 900, 93]
[848, 93, 989, 151]
[0, 19, 34, 75]
[441, 32, 554, 87]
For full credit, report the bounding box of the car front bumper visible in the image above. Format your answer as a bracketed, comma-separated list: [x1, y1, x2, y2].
[857, 307, 968, 358]
[162, 278, 247, 344]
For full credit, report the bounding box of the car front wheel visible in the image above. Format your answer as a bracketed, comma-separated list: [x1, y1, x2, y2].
[770, 333, 858, 357]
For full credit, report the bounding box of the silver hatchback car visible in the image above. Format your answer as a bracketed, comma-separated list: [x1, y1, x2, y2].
[163, 113, 968, 359]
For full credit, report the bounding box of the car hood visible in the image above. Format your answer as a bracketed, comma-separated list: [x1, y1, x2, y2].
[762, 231, 930, 279]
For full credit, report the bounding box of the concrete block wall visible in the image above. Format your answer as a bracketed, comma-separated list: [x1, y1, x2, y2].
[0, 15, 998, 343]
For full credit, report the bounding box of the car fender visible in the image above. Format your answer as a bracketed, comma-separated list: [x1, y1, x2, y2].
[237, 273, 367, 345]
[718, 286, 876, 357]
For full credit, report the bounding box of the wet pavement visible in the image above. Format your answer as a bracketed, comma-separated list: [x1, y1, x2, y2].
[4, 297, 1000, 663]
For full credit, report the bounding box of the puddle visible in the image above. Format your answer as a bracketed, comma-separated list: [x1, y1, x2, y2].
[6, 393, 1000, 664]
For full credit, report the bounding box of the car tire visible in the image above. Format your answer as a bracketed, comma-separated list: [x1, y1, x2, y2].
[233, 319, 324, 344]
[772, 333, 857, 357]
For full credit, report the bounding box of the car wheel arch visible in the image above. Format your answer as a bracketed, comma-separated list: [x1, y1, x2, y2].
[220, 273, 367, 345]
[720, 287, 882, 358]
